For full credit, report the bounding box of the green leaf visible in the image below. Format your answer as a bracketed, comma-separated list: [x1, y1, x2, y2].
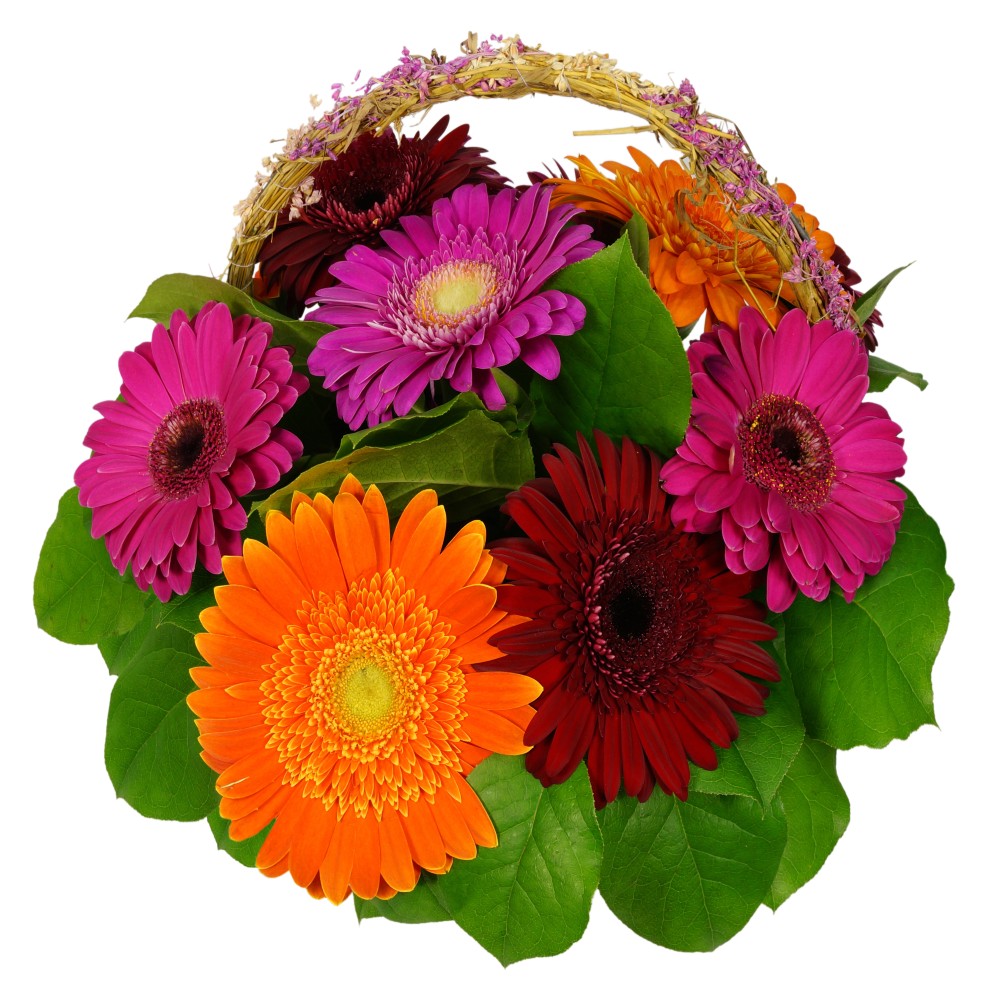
[688, 675, 805, 808]
[623, 210, 650, 276]
[257, 392, 534, 523]
[355, 876, 452, 924]
[34, 488, 151, 645]
[599, 790, 787, 952]
[129, 273, 330, 366]
[432, 755, 603, 966]
[853, 262, 912, 326]
[530, 236, 692, 458]
[207, 806, 272, 868]
[779, 487, 951, 749]
[868, 355, 927, 392]
[105, 626, 215, 821]
[98, 575, 219, 675]
[766, 738, 849, 909]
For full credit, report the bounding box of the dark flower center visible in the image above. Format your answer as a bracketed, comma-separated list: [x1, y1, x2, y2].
[737, 393, 835, 511]
[581, 525, 707, 702]
[607, 583, 654, 641]
[148, 398, 227, 500]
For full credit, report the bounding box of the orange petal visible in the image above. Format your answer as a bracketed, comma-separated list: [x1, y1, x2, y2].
[293, 501, 347, 599]
[463, 704, 531, 755]
[349, 810, 382, 900]
[213, 585, 290, 646]
[399, 795, 448, 872]
[421, 530, 486, 608]
[396, 503, 446, 585]
[263, 510, 309, 587]
[288, 798, 336, 888]
[428, 788, 477, 860]
[377, 807, 418, 892]
[455, 774, 497, 848]
[362, 486, 391, 573]
[221, 554, 253, 588]
[194, 633, 274, 681]
[256, 790, 310, 870]
[242, 538, 307, 623]
[464, 672, 543, 710]
[389, 489, 439, 566]
[437, 583, 496, 632]
[333, 491, 377, 582]
[320, 808, 358, 903]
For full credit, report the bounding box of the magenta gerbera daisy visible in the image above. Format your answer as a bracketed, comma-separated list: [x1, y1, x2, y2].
[660, 307, 906, 612]
[257, 116, 506, 315]
[491, 433, 779, 808]
[75, 302, 308, 601]
[307, 182, 601, 429]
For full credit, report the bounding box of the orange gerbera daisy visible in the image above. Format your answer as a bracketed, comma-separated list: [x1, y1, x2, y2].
[548, 149, 835, 332]
[188, 476, 541, 902]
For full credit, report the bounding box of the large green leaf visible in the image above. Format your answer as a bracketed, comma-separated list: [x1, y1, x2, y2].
[531, 235, 692, 458]
[766, 738, 849, 909]
[354, 876, 452, 924]
[129, 273, 330, 366]
[779, 487, 951, 749]
[599, 790, 787, 952]
[688, 674, 805, 808]
[105, 625, 215, 821]
[431, 755, 603, 966]
[34, 488, 151, 645]
[98, 575, 219, 675]
[207, 806, 273, 868]
[257, 391, 534, 523]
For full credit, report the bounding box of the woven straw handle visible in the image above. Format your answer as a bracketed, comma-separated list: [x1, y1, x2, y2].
[227, 39, 828, 324]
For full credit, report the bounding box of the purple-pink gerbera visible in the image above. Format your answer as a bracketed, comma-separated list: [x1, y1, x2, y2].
[660, 307, 906, 612]
[75, 302, 308, 601]
[307, 182, 601, 428]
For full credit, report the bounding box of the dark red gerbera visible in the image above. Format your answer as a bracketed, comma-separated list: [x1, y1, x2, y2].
[256, 116, 506, 315]
[491, 433, 779, 807]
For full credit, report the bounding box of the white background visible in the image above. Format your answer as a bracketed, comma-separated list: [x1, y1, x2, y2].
[3, 2, 995, 996]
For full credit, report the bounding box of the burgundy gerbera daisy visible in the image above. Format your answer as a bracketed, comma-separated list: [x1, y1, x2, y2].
[491, 433, 779, 808]
[660, 307, 906, 612]
[75, 302, 308, 600]
[307, 183, 600, 429]
[257, 116, 505, 315]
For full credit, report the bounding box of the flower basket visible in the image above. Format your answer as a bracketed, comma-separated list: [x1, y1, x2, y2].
[34, 33, 951, 965]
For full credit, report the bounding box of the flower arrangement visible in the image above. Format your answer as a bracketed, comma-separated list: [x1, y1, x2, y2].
[33, 34, 951, 963]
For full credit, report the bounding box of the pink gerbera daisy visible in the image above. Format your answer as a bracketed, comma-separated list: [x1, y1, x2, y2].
[75, 302, 308, 601]
[307, 183, 600, 429]
[660, 307, 906, 612]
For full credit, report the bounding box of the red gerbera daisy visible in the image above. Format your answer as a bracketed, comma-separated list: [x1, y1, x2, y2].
[491, 433, 779, 808]
[257, 116, 505, 315]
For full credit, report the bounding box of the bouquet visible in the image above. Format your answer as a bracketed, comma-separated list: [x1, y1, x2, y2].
[33, 35, 952, 964]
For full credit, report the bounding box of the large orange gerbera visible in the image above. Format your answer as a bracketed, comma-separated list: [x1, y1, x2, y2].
[188, 477, 540, 902]
[548, 149, 834, 331]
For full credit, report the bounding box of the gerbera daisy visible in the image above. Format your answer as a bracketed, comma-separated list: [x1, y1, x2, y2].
[490, 433, 778, 809]
[307, 183, 601, 429]
[548, 149, 785, 330]
[75, 302, 307, 601]
[256, 117, 505, 315]
[188, 478, 541, 902]
[660, 307, 906, 612]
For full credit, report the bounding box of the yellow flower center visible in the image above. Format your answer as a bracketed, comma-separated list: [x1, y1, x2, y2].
[413, 259, 498, 325]
[260, 568, 468, 818]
